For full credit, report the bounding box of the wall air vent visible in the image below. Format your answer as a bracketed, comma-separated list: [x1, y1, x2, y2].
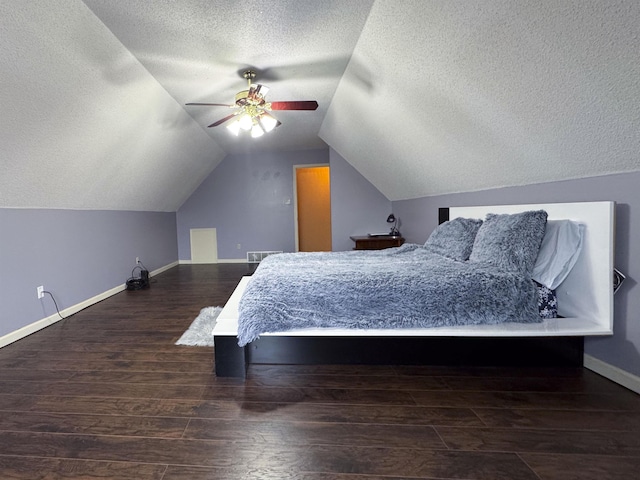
[247, 251, 283, 263]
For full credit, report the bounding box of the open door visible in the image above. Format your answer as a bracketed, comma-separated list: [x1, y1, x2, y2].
[295, 165, 332, 252]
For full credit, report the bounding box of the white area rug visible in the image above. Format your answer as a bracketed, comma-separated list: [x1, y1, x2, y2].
[175, 306, 222, 346]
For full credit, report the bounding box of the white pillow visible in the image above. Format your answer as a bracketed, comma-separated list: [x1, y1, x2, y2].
[532, 220, 585, 290]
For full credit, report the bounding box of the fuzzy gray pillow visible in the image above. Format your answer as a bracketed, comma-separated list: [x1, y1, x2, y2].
[424, 217, 483, 261]
[469, 210, 548, 274]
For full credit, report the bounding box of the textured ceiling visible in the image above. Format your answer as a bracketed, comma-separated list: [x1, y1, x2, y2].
[1, 0, 639, 211]
[320, 0, 640, 200]
[0, 0, 226, 211]
[81, 0, 375, 155]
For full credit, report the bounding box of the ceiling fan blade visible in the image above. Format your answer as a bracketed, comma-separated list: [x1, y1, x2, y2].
[186, 103, 234, 107]
[269, 101, 319, 111]
[208, 113, 237, 128]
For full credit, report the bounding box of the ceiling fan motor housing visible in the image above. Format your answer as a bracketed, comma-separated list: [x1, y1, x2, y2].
[235, 89, 267, 107]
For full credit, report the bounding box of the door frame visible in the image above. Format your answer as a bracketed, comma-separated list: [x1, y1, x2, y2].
[293, 163, 331, 252]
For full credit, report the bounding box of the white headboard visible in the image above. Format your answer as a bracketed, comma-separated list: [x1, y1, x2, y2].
[449, 201, 615, 335]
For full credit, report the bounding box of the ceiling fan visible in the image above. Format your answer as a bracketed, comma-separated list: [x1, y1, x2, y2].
[186, 69, 319, 138]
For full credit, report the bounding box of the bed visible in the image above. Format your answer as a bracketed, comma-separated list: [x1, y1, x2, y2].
[213, 201, 615, 377]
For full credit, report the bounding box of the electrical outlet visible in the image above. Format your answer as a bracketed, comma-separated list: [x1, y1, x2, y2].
[136, 257, 140, 264]
[37, 286, 44, 299]
[236, 244, 241, 250]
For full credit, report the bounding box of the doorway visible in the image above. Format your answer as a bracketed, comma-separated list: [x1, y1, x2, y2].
[294, 165, 332, 252]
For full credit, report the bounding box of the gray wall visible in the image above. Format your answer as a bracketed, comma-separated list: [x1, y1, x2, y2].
[176, 148, 393, 259]
[4, 156, 636, 380]
[393, 171, 640, 377]
[330, 148, 392, 251]
[0, 209, 178, 339]
[176, 149, 328, 260]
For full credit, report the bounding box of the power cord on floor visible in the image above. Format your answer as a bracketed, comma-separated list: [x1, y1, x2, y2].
[137, 260, 157, 285]
[126, 260, 156, 289]
[42, 290, 64, 319]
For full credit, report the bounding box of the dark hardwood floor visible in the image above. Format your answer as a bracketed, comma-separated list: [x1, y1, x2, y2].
[0, 264, 639, 479]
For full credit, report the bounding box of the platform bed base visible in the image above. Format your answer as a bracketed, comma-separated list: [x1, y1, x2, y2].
[214, 335, 584, 377]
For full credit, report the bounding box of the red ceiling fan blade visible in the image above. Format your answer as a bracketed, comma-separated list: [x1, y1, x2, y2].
[208, 113, 237, 128]
[269, 101, 318, 111]
[186, 103, 234, 107]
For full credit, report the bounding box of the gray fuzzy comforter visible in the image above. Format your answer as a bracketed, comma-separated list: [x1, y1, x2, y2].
[237, 244, 541, 346]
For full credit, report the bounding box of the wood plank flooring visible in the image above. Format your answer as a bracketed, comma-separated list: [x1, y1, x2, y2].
[0, 264, 639, 479]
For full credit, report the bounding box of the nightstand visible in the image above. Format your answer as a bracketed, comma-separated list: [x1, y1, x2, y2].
[350, 235, 405, 250]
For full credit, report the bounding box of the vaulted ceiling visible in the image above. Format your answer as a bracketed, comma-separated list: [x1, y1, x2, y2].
[1, 1, 639, 211]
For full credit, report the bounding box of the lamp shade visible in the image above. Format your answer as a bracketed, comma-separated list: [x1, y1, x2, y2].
[386, 214, 400, 236]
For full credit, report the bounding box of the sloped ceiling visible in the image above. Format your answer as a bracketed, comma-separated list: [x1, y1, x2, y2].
[1, 1, 639, 211]
[0, 0, 226, 211]
[320, 0, 640, 200]
[81, 0, 375, 156]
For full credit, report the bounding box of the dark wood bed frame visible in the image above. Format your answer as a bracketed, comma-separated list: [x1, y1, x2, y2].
[214, 207, 585, 377]
[215, 335, 583, 377]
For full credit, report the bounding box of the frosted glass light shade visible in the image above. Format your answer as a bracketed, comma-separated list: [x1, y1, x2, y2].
[226, 120, 241, 136]
[260, 113, 278, 132]
[238, 114, 253, 131]
[251, 123, 264, 138]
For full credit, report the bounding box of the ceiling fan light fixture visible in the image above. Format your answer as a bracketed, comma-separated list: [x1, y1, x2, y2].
[251, 122, 265, 138]
[226, 120, 241, 136]
[259, 112, 278, 132]
[238, 114, 253, 131]
[186, 68, 318, 138]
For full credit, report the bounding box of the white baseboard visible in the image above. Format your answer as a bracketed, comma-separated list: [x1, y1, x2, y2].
[584, 354, 640, 394]
[0, 261, 179, 349]
[179, 259, 247, 264]
[152, 260, 178, 275]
